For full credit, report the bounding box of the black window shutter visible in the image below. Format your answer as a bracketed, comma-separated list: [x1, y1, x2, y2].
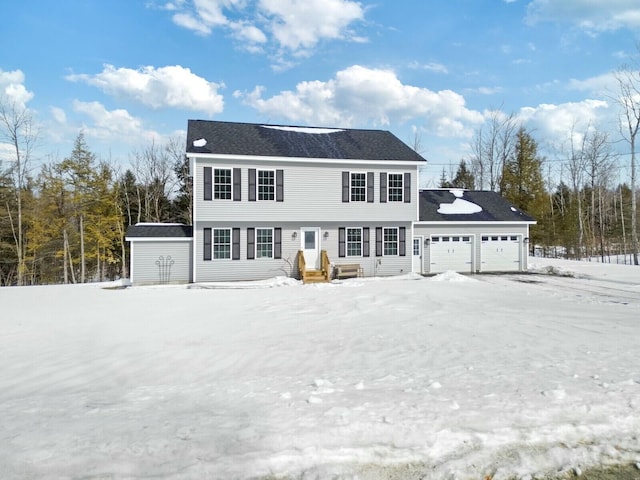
[338, 227, 346, 257]
[276, 170, 284, 202]
[204, 167, 212, 201]
[203, 227, 212, 260]
[399, 227, 406, 256]
[274, 228, 282, 259]
[232, 228, 240, 260]
[342, 171, 350, 202]
[363, 227, 370, 257]
[233, 168, 241, 201]
[367, 172, 374, 203]
[380, 173, 387, 203]
[375, 227, 383, 256]
[247, 228, 255, 259]
[404, 172, 411, 203]
[248, 169, 256, 201]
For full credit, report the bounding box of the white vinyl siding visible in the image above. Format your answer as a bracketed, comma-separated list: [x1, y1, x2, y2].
[195, 161, 418, 224]
[129, 240, 192, 285]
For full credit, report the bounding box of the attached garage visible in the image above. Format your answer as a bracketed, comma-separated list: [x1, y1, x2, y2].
[415, 189, 536, 274]
[480, 234, 522, 272]
[429, 234, 474, 273]
[126, 224, 193, 285]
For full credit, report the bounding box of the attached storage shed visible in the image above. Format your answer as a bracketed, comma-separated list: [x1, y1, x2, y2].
[125, 224, 193, 285]
[414, 189, 536, 274]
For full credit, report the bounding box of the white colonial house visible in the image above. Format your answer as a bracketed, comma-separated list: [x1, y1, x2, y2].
[125, 120, 535, 285]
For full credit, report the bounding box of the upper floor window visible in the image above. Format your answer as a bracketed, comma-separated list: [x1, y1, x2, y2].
[258, 170, 275, 200]
[388, 173, 403, 202]
[214, 169, 232, 200]
[351, 173, 366, 202]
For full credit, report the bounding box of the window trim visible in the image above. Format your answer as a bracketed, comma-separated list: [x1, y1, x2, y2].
[387, 172, 404, 202]
[350, 172, 367, 202]
[212, 227, 232, 259]
[383, 227, 399, 256]
[213, 168, 232, 200]
[346, 227, 363, 257]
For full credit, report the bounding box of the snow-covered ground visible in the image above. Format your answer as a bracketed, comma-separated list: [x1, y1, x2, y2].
[1, 258, 639, 479]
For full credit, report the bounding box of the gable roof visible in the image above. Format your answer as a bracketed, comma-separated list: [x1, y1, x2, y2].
[418, 189, 536, 223]
[125, 224, 193, 239]
[186, 120, 426, 162]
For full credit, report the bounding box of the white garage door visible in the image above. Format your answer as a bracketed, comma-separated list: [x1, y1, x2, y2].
[480, 235, 521, 272]
[429, 235, 473, 273]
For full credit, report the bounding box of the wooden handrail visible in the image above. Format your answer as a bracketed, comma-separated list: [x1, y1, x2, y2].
[321, 250, 330, 281]
[297, 250, 306, 281]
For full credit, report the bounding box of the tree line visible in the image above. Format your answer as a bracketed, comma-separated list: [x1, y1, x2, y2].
[0, 103, 191, 285]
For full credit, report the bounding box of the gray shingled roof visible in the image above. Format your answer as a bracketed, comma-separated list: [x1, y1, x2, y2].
[186, 120, 427, 162]
[126, 224, 193, 238]
[418, 190, 536, 223]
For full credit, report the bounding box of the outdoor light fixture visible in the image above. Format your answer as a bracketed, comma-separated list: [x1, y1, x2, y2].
[323, 231, 329, 239]
[292, 231, 298, 239]
[524, 237, 529, 243]
[424, 238, 430, 246]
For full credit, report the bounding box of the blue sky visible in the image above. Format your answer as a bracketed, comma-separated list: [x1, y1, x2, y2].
[1, 0, 639, 186]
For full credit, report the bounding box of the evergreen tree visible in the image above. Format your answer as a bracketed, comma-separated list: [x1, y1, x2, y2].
[452, 159, 475, 189]
[438, 168, 452, 188]
[500, 128, 549, 249]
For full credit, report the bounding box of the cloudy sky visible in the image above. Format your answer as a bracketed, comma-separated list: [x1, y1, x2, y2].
[1, 0, 639, 185]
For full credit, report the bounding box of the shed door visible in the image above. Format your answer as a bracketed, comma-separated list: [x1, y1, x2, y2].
[429, 235, 473, 273]
[480, 235, 521, 272]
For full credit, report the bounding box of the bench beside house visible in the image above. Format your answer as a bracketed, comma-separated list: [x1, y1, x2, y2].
[334, 263, 363, 279]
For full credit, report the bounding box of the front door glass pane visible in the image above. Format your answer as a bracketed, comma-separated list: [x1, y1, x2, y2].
[305, 231, 316, 249]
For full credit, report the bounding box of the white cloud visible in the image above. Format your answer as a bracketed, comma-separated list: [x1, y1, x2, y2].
[411, 62, 449, 74]
[525, 0, 640, 32]
[0, 69, 34, 109]
[260, 0, 364, 52]
[567, 72, 619, 96]
[161, 0, 365, 57]
[50, 106, 67, 124]
[236, 65, 484, 138]
[66, 64, 224, 116]
[517, 99, 610, 147]
[72, 100, 159, 143]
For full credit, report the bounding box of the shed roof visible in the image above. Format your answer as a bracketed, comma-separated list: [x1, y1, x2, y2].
[418, 189, 536, 223]
[186, 120, 426, 162]
[125, 224, 193, 239]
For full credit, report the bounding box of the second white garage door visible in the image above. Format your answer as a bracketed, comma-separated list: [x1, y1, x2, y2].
[429, 235, 473, 273]
[480, 235, 521, 272]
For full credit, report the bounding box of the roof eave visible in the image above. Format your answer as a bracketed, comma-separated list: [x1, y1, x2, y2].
[186, 152, 425, 166]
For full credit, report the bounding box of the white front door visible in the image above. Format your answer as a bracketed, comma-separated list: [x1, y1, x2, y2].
[301, 227, 321, 269]
[412, 236, 423, 273]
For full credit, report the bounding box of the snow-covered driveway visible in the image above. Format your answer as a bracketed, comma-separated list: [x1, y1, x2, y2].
[1, 258, 639, 479]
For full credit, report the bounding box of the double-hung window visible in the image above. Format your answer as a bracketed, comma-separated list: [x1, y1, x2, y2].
[258, 170, 275, 200]
[387, 173, 403, 202]
[213, 228, 231, 259]
[346, 228, 362, 256]
[256, 228, 273, 258]
[350, 173, 366, 202]
[214, 169, 232, 199]
[383, 227, 399, 256]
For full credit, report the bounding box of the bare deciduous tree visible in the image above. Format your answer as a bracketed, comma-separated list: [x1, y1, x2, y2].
[0, 97, 38, 285]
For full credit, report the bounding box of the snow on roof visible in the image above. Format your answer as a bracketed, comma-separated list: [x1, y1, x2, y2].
[449, 188, 465, 198]
[437, 198, 483, 215]
[260, 125, 345, 134]
[193, 138, 207, 147]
